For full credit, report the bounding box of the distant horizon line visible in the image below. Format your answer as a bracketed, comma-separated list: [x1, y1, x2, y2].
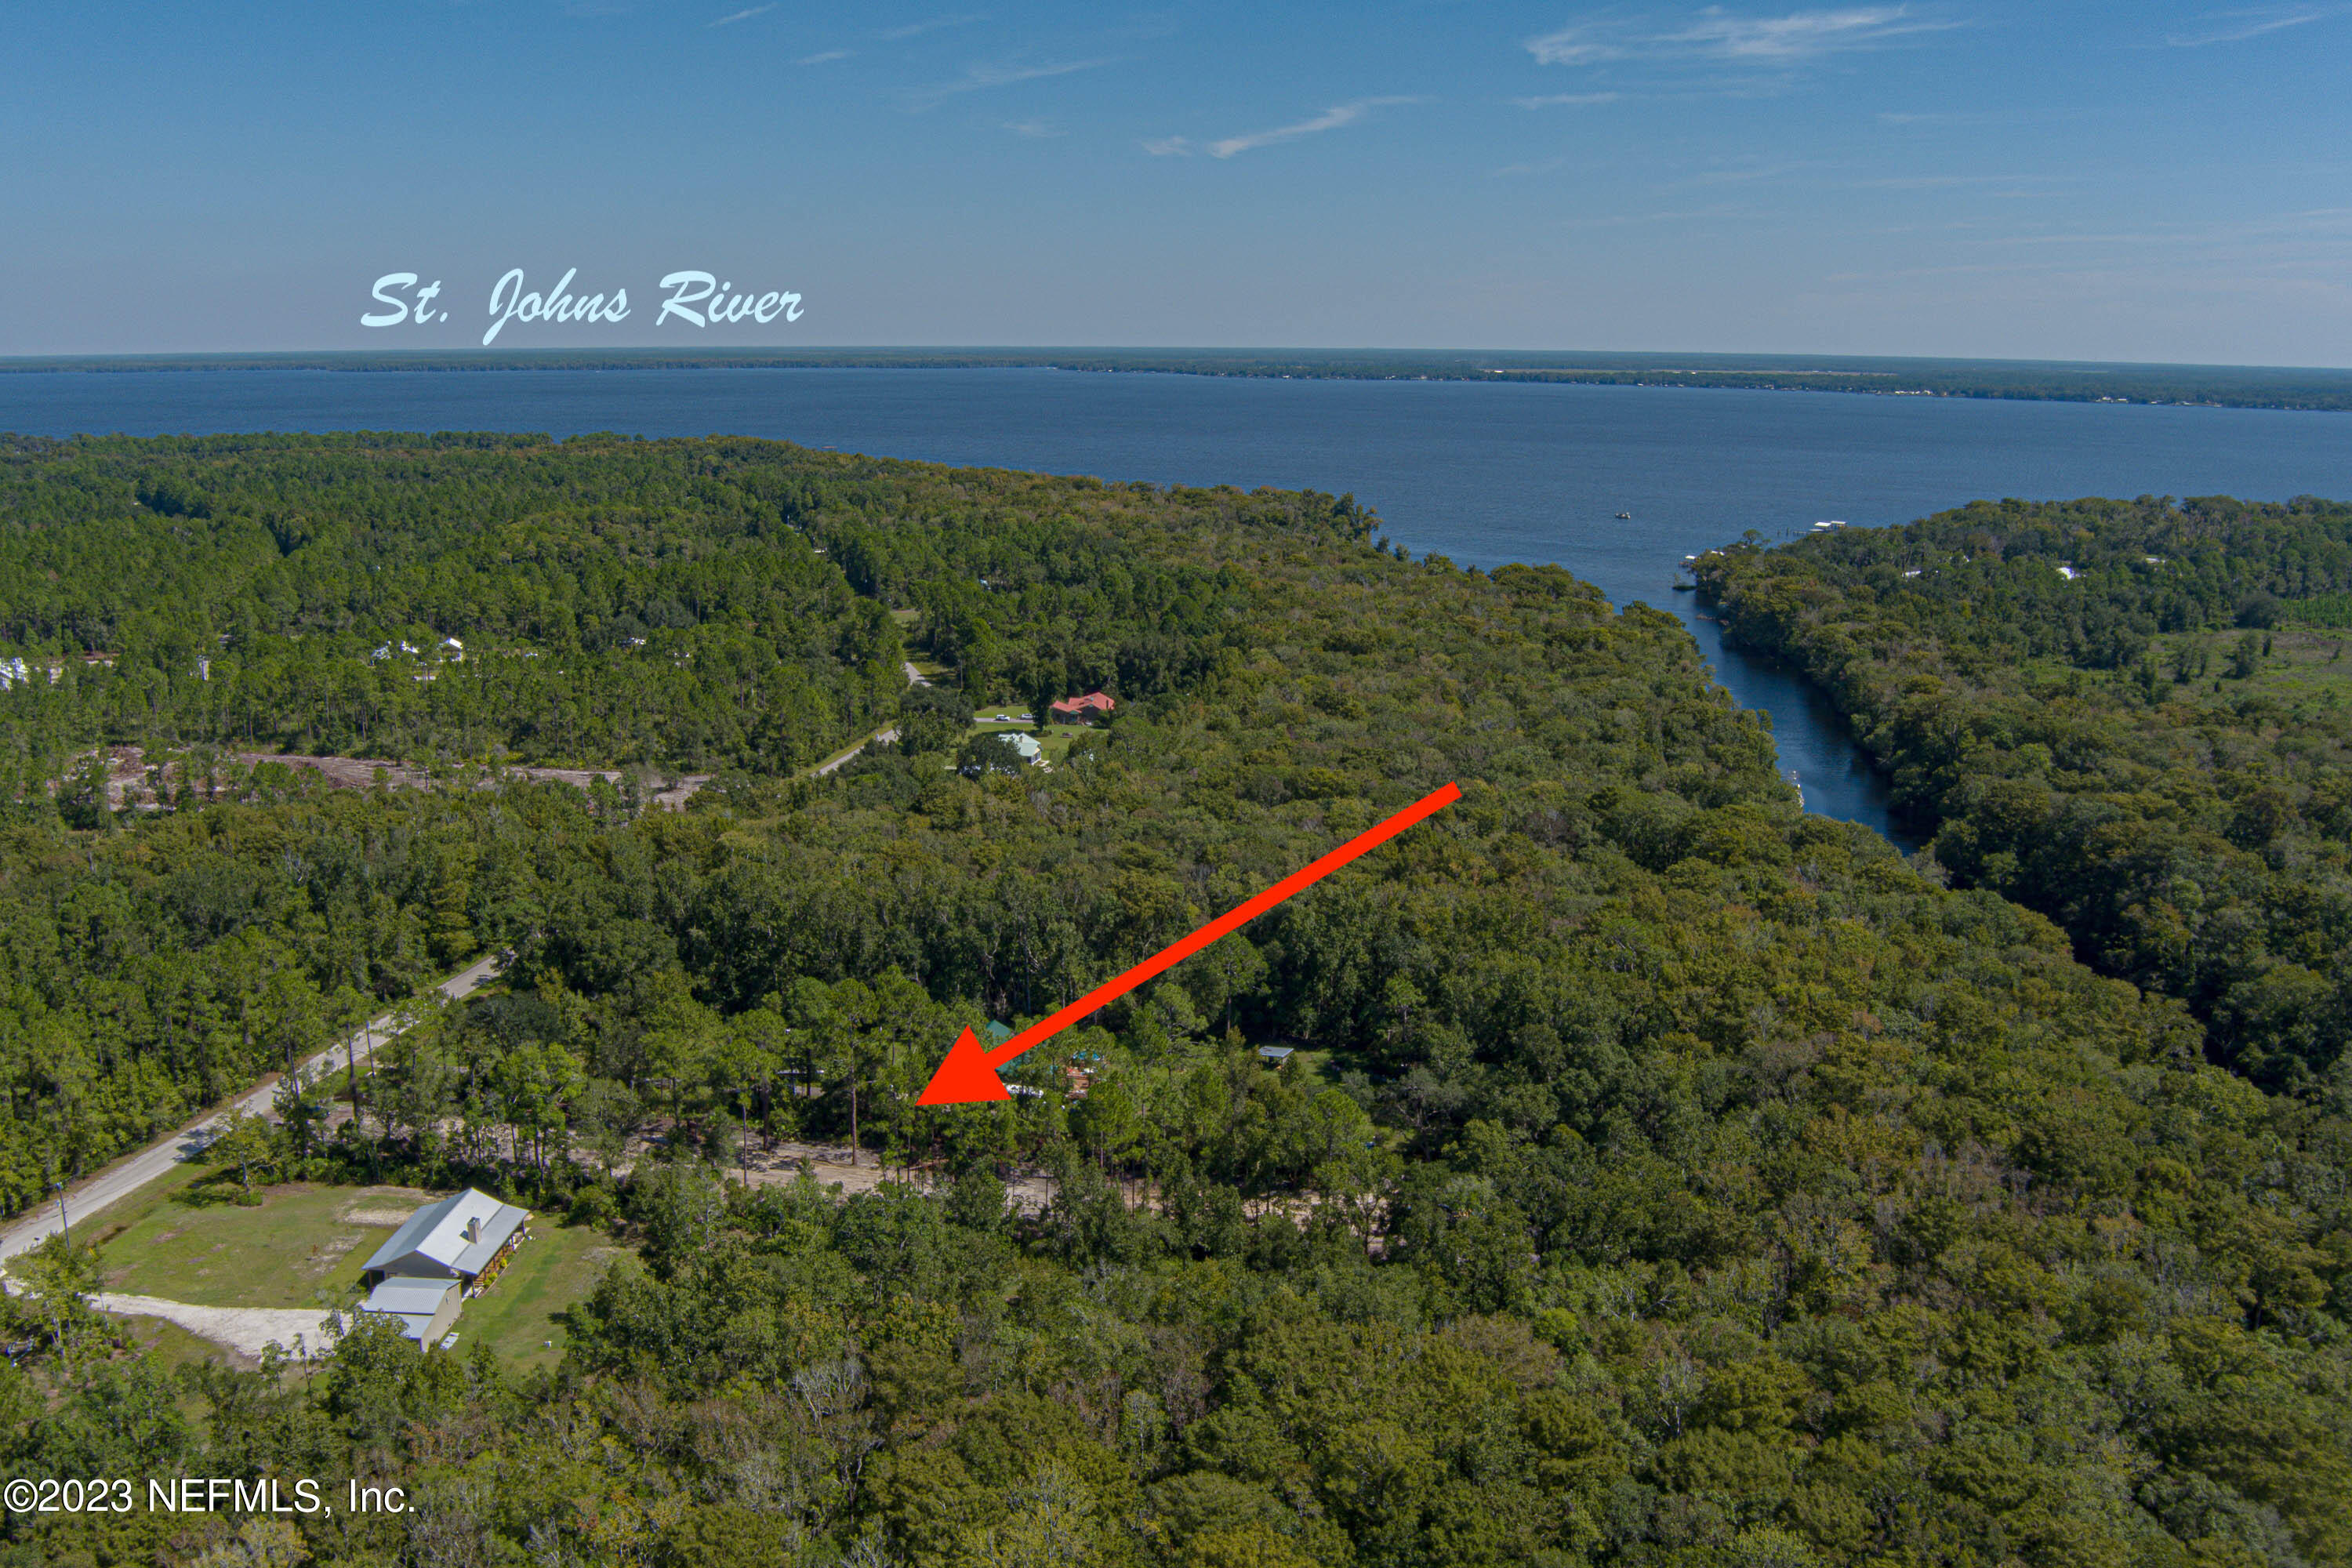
[5, 346, 2352, 376]
[4, 347, 2350, 413]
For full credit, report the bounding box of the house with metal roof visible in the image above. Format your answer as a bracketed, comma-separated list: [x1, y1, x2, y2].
[357, 1277, 463, 1346]
[354, 1188, 532, 1345]
[361, 1188, 531, 1283]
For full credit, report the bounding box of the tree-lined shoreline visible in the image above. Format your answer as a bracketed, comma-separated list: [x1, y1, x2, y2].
[8, 347, 2352, 412]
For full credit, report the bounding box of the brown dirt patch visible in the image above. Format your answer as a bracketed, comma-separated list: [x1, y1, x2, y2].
[296, 1231, 365, 1276]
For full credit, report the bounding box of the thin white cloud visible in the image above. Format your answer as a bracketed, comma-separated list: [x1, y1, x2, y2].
[1555, 203, 1748, 229]
[1876, 107, 2090, 128]
[1671, 5, 1953, 57]
[797, 49, 853, 64]
[1527, 6, 1957, 70]
[1204, 96, 1419, 159]
[708, 3, 772, 26]
[1849, 172, 2069, 190]
[2163, 5, 2336, 45]
[1004, 119, 1062, 138]
[1676, 158, 1817, 185]
[1490, 154, 1581, 178]
[909, 56, 1113, 108]
[1525, 25, 1626, 66]
[1514, 91, 1622, 107]
[1987, 208, 2352, 247]
[878, 13, 986, 42]
[1143, 136, 1192, 156]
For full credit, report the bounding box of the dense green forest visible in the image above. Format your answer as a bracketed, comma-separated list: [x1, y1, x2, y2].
[2, 439, 2349, 1567]
[0, 430, 1233, 782]
[1697, 495, 2352, 1099]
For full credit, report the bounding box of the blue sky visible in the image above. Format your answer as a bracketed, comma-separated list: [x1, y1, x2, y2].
[4, 2, 2347, 361]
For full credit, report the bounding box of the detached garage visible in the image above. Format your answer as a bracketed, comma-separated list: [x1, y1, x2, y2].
[356, 1276, 461, 1345]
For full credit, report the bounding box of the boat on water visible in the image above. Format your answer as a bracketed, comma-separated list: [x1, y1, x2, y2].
[1615, 511, 1633, 520]
[1671, 553, 1699, 590]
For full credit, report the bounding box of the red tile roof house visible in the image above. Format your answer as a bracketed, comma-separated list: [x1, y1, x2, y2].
[1049, 691, 1116, 724]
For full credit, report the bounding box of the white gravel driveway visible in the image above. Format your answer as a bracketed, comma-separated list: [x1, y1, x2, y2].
[94, 1293, 342, 1360]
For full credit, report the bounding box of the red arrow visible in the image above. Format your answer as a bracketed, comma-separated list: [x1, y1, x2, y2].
[916, 780, 1461, 1105]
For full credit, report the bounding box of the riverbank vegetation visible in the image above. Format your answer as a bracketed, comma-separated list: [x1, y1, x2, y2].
[13, 349, 2352, 410]
[1698, 494, 2352, 1102]
[1, 439, 2347, 1566]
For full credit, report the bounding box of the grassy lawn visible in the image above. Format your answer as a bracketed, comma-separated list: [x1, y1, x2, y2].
[965, 717, 1092, 768]
[1285, 1047, 1337, 1082]
[67, 1160, 214, 1258]
[95, 1180, 437, 1311]
[2143, 626, 2352, 709]
[447, 1222, 622, 1370]
[1035, 728, 1088, 765]
[92, 1174, 626, 1369]
[117, 1313, 240, 1374]
[2249, 625, 2352, 700]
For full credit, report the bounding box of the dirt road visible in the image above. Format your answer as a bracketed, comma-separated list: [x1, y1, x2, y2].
[0, 953, 505, 1265]
[83, 746, 718, 813]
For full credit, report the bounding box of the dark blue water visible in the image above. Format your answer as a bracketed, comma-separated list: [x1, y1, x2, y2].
[7, 366, 2351, 841]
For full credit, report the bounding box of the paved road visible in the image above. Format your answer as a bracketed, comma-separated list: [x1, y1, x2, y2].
[807, 664, 930, 778]
[0, 953, 504, 1265]
[813, 728, 898, 775]
[9, 673, 924, 1267]
[810, 666, 927, 777]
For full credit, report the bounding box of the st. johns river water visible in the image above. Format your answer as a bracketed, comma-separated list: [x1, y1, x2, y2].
[5, 365, 2350, 842]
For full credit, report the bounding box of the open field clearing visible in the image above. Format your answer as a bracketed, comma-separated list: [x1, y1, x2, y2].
[116, 1313, 243, 1373]
[449, 1225, 622, 1369]
[95, 1180, 428, 1310]
[85, 1171, 622, 1365]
